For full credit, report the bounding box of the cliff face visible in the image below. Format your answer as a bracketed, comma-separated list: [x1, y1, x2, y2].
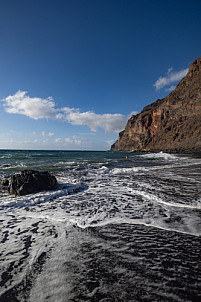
[111, 56, 201, 153]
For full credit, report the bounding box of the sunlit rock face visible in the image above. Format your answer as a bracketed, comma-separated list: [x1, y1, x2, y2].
[111, 56, 201, 153]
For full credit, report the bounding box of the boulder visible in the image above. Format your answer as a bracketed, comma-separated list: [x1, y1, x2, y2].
[0, 179, 9, 186]
[7, 170, 57, 196]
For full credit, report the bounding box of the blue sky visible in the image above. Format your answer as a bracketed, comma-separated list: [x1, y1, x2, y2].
[0, 0, 201, 150]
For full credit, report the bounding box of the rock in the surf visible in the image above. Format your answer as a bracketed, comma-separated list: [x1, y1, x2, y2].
[0, 178, 9, 186]
[7, 170, 57, 196]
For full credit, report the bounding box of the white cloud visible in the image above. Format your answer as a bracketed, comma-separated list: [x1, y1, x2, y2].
[2, 90, 131, 133]
[165, 85, 176, 92]
[167, 67, 173, 74]
[65, 136, 83, 145]
[54, 136, 87, 149]
[129, 111, 138, 117]
[41, 131, 54, 137]
[2, 90, 56, 119]
[61, 107, 128, 132]
[0, 135, 115, 151]
[153, 67, 188, 90]
[55, 138, 62, 143]
[47, 132, 54, 137]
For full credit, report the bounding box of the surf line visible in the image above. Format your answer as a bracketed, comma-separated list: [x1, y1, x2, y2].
[131, 189, 201, 210]
[72, 217, 200, 237]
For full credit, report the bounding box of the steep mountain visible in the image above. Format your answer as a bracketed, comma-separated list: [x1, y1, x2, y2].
[111, 56, 201, 153]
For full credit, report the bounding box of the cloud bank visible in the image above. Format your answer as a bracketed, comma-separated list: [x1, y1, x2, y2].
[0, 136, 112, 151]
[153, 67, 188, 90]
[2, 90, 134, 133]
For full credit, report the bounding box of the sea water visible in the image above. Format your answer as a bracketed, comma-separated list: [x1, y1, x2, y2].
[0, 150, 201, 302]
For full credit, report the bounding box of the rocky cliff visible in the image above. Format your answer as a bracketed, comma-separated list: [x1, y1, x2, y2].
[111, 56, 201, 153]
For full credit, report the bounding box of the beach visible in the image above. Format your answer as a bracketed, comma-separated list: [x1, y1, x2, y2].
[0, 150, 201, 301]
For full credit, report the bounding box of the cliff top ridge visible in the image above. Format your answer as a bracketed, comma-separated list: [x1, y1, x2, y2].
[188, 56, 201, 75]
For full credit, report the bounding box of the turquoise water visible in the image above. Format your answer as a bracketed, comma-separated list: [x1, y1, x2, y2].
[0, 150, 201, 301]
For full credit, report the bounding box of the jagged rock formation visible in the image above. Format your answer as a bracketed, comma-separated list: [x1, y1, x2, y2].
[3, 170, 57, 196]
[111, 56, 201, 153]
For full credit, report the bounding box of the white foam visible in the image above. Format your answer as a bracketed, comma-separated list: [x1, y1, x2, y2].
[59, 179, 201, 237]
[130, 189, 201, 209]
[0, 180, 84, 211]
[1, 163, 26, 170]
[72, 217, 200, 237]
[110, 166, 149, 175]
[54, 161, 76, 166]
[1, 150, 201, 302]
[138, 151, 179, 161]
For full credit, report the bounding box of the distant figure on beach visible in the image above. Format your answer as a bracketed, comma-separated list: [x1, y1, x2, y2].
[126, 155, 128, 159]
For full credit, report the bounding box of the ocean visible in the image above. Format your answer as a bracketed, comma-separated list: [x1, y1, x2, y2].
[0, 150, 201, 302]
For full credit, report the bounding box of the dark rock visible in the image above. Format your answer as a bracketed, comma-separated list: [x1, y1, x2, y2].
[111, 56, 201, 154]
[0, 179, 9, 186]
[7, 170, 57, 196]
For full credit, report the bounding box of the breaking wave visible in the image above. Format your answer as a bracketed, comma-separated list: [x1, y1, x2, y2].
[0, 150, 201, 302]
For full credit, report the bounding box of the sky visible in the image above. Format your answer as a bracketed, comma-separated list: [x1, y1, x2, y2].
[0, 0, 201, 150]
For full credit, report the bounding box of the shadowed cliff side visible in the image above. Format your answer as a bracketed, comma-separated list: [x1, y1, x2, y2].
[111, 56, 201, 154]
